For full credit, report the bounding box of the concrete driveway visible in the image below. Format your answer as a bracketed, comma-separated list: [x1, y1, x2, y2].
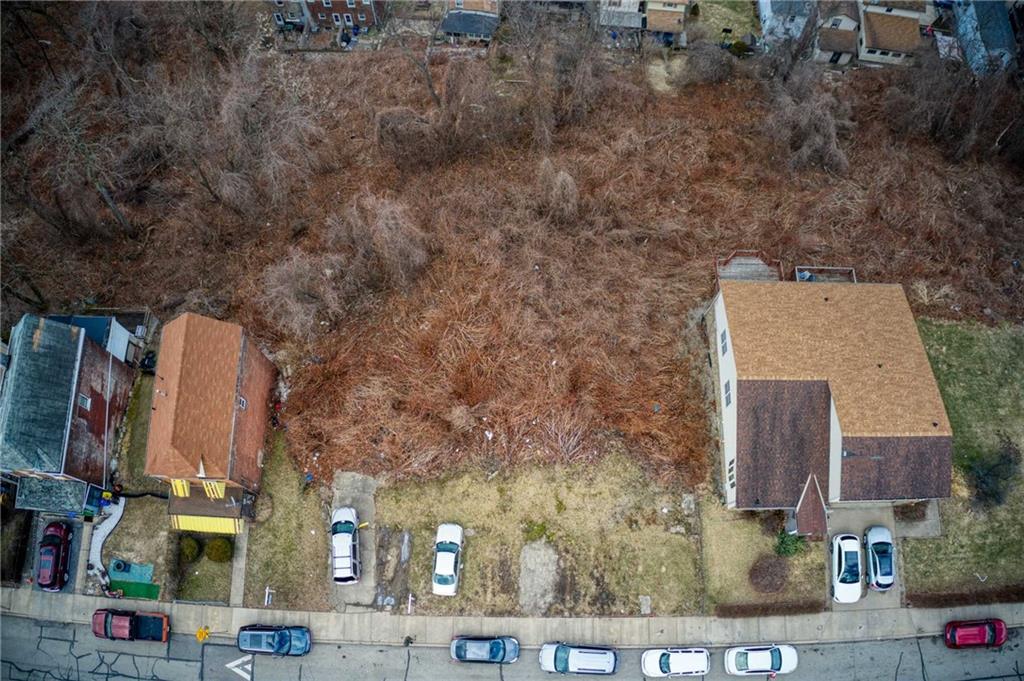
[826, 505, 902, 611]
[28, 515, 84, 594]
[328, 471, 379, 612]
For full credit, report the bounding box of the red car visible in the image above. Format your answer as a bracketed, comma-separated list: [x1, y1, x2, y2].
[944, 619, 1008, 648]
[37, 522, 73, 592]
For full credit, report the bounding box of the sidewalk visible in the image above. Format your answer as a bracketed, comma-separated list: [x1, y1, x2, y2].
[2, 586, 1021, 647]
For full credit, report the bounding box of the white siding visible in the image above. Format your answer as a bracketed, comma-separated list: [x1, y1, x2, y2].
[714, 292, 739, 507]
[105, 318, 134, 363]
[828, 394, 843, 502]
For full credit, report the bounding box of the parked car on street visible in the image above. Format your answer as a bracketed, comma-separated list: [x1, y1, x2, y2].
[641, 647, 711, 677]
[432, 523, 464, 596]
[863, 525, 896, 591]
[724, 645, 798, 676]
[237, 625, 312, 657]
[944, 619, 1008, 648]
[539, 642, 618, 675]
[830, 533, 863, 603]
[37, 521, 72, 592]
[450, 636, 520, 664]
[331, 507, 361, 584]
[92, 610, 169, 642]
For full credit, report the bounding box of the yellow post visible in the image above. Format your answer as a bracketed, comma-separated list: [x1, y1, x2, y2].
[196, 626, 210, 643]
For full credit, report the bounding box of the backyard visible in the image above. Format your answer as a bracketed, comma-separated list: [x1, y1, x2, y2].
[376, 442, 703, 617]
[902, 320, 1024, 604]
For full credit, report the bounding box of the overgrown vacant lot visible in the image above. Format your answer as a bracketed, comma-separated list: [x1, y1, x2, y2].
[902, 321, 1024, 602]
[376, 446, 702, 616]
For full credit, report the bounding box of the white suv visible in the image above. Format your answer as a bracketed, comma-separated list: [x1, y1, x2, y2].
[331, 507, 361, 584]
[539, 643, 618, 675]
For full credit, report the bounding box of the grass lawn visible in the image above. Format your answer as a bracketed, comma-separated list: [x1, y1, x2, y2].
[376, 445, 702, 616]
[690, 0, 760, 40]
[177, 553, 232, 604]
[902, 321, 1024, 597]
[114, 375, 165, 495]
[701, 495, 823, 613]
[101, 496, 172, 599]
[243, 434, 330, 610]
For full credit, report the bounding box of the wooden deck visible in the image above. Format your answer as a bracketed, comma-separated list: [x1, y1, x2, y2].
[794, 266, 858, 283]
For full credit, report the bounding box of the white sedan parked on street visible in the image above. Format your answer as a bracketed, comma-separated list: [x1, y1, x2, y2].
[431, 523, 464, 596]
[641, 647, 710, 677]
[724, 645, 798, 676]
[830, 532, 863, 604]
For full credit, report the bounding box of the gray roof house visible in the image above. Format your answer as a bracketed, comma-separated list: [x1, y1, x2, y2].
[0, 315, 134, 515]
[440, 10, 501, 42]
[758, 0, 816, 44]
[954, 0, 1015, 73]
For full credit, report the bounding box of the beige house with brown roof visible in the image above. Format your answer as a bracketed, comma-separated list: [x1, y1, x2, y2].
[144, 313, 276, 534]
[814, 1, 860, 65]
[711, 280, 952, 537]
[857, 0, 925, 65]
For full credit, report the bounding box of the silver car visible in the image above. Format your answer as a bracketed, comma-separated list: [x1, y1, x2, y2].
[539, 642, 618, 675]
[864, 525, 896, 591]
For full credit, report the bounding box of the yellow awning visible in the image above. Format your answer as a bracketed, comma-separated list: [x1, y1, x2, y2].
[202, 480, 226, 499]
[170, 479, 191, 497]
[169, 515, 243, 534]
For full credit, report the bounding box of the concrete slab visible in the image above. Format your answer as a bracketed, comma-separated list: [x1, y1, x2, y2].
[894, 499, 942, 538]
[228, 525, 248, 607]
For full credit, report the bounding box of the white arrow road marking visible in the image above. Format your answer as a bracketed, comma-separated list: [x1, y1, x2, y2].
[225, 654, 253, 681]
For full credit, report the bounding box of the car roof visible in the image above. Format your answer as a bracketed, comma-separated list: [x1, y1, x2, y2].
[568, 647, 616, 672]
[667, 650, 709, 673]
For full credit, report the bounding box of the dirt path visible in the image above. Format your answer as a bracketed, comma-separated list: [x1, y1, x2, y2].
[518, 540, 558, 615]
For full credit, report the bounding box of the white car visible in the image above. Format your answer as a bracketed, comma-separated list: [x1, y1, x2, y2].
[830, 532, 863, 603]
[539, 643, 618, 675]
[724, 645, 798, 676]
[641, 647, 710, 677]
[864, 525, 896, 592]
[330, 507, 361, 584]
[431, 523, 464, 596]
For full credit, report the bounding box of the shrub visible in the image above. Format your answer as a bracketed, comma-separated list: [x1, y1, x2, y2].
[774, 530, 806, 557]
[205, 537, 234, 563]
[537, 158, 579, 224]
[179, 535, 201, 564]
[328, 196, 430, 290]
[749, 553, 789, 593]
[675, 42, 735, 87]
[728, 40, 749, 58]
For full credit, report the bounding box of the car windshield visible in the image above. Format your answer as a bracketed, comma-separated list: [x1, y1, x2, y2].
[332, 521, 355, 535]
[874, 542, 893, 574]
[488, 639, 505, 660]
[273, 630, 291, 655]
[554, 645, 571, 673]
[986, 624, 997, 644]
[437, 541, 459, 553]
[770, 648, 782, 671]
[735, 652, 749, 671]
[659, 652, 672, 674]
[840, 550, 860, 584]
[434, 572, 455, 585]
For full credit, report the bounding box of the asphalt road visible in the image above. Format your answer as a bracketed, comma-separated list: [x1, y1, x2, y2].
[1, 616, 1021, 681]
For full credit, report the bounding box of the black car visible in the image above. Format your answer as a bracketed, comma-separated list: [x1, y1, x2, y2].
[236, 625, 311, 657]
[450, 636, 520, 664]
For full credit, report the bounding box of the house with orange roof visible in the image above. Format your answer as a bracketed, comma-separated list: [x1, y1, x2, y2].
[144, 313, 276, 535]
[709, 275, 952, 538]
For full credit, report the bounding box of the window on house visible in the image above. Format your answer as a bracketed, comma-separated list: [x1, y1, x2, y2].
[830, 18, 841, 28]
[332, 12, 341, 24]
[347, 0, 355, 7]
[363, 0, 371, 4]
[727, 459, 736, 489]
[358, 13, 366, 21]
[319, 12, 327, 19]
[78, 393, 91, 410]
[323, 0, 332, 6]
[344, 12, 353, 25]
[455, 0, 464, 6]
[287, 11, 297, 19]
[880, 50, 890, 56]
[239, 396, 248, 410]
[720, 329, 728, 356]
[892, 52, 902, 57]
[273, 11, 284, 24]
[885, 6, 893, 12]
[274, 0, 284, 5]
[724, 380, 732, 407]
[867, 48, 877, 54]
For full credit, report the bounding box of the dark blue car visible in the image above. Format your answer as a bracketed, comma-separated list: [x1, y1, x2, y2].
[237, 625, 311, 657]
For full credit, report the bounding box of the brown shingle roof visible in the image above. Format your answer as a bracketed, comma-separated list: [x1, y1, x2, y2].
[862, 9, 920, 53]
[818, 27, 859, 53]
[794, 474, 828, 537]
[719, 281, 951, 438]
[145, 313, 243, 480]
[841, 436, 952, 500]
[735, 380, 831, 508]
